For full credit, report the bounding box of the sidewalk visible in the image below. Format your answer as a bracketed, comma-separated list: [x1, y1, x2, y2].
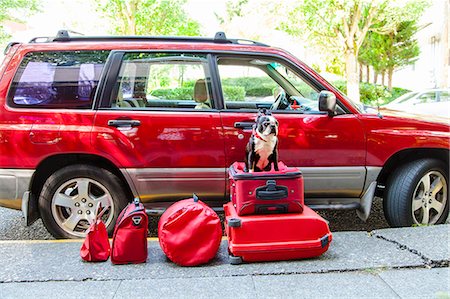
[0, 225, 449, 299]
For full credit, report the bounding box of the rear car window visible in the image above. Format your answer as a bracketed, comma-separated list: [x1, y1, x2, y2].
[8, 51, 110, 109]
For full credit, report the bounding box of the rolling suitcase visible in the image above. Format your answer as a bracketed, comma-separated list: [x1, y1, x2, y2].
[224, 202, 332, 264]
[229, 161, 303, 215]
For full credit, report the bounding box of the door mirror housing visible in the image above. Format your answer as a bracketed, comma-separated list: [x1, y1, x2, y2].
[318, 91, 337, 117]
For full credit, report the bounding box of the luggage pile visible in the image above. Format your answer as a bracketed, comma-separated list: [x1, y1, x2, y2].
[80, 161, 332, 266]
[224, 161, 332, 264]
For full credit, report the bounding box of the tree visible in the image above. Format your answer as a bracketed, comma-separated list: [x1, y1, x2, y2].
[360, 20, 421, 90]
[99, 0, 200, 36]
[215, 0, 279, 41]
[0, 0, 39, 44]
[280, 0, 428, 102]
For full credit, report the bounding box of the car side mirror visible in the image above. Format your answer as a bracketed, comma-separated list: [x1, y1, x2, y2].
[318, 91, 336, 117]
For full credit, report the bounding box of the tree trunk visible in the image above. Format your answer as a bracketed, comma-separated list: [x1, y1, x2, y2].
[345, 50, 360, 102]
[123, 0, 137, 35]
[373, 71, 378, 84]
[387, 67, 393, 91]
[366, 65, 370, 83]
[359, 63, 363, 82]
[381, 71, 385, 87]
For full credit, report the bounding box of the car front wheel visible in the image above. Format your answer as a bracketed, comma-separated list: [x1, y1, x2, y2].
[384, 159, 449, 227]
[38, 165, 128, 239]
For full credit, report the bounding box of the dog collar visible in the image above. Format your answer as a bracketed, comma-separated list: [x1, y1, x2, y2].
[253, 129, 267, 142]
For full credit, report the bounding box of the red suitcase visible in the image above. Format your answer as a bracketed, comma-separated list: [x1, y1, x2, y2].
[229, 161, 303, 215]
[224, 202, 332, 264]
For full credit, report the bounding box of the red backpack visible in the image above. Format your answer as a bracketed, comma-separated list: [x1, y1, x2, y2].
[111, 198, 148, 264]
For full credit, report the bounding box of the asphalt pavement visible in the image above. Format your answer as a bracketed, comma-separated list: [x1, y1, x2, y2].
[0, 225, 449, 299]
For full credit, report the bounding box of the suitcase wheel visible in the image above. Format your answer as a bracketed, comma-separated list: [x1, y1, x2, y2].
[229, 255, 243, 265]
[228, 218, 241, 228]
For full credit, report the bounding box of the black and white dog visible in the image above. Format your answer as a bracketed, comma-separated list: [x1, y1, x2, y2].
[245, 109, 279, 172]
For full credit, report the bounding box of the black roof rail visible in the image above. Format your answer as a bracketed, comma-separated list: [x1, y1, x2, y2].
[28, 30, 269, 47]
[3, 42, 21, 55]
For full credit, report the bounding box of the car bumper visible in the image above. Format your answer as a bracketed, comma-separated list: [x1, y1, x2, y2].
[0, 169, 34, 209]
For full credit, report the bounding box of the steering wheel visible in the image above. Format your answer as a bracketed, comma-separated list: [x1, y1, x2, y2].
[270, 89, 290, 110]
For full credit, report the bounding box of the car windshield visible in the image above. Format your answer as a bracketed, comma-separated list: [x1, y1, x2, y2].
[389, 92, 419, 104]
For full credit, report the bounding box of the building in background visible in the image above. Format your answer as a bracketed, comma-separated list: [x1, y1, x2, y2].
[393, 0, 449, 91]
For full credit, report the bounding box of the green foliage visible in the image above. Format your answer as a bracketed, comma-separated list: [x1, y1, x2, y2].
[222, 77, 276, 92]
[181, 80, 196, 88]
[279, 0, 429, 100]
[220, 76, 277, 99]
[0, 0, 40, 44]
[333, 81, 410, 106]
[223, 86, 245, 101]
[150, 88, 193, 100]
[99, 0, 201, 36]
[359, 20, 422, 89]
[246, 87, 273, 97]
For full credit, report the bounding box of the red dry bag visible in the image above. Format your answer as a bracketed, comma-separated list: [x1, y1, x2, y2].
[80, 205, 110, 262]
[158, 194, 222, 266]
[111, 198, 148, 265]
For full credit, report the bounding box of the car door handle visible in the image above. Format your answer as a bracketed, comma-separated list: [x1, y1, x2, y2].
[108, 119, 141, 128]
[234, 122, 254, 130]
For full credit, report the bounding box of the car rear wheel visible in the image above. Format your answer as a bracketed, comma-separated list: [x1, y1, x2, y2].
[38, 165, 128, 239]
[384, 159, 449, 227]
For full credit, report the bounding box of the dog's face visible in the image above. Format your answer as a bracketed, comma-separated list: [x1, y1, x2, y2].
[255, 115, 279, 137]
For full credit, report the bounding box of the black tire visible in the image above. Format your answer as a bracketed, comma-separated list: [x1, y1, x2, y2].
[383, 159, 449, 227]
[38, 165, 128, 239]
[229, 255, 243, 265]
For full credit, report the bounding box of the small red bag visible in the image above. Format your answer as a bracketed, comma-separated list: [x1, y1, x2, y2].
[80, 206, 110, 262]
[158, 194, 222, 266]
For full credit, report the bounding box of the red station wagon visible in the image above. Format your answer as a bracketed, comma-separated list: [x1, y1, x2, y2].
[0, 31, 448, 238]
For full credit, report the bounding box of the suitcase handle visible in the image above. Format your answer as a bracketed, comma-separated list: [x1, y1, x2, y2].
[256, 180, 288, 200]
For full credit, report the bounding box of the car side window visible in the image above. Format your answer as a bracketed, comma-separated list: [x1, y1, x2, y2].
[217, 57, 319, 112]
[8, 51, 109, 109]
[111, 53, 213, 110]
[438, 91, 449, 102]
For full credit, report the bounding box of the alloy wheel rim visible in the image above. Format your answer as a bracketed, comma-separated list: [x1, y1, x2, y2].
[51, 178, 114, 237]
[411, 171, 447, 225]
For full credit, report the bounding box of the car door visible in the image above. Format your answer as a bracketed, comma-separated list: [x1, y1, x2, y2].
[92, 52, 226, 204]
[215, 55, 367, 203]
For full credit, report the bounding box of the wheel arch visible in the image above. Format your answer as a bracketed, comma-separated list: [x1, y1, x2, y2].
[376, 148, 449, 196]
[30, 154, 135, 215]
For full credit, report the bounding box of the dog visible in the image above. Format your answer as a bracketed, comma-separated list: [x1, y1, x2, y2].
[245, 109, 279, 172]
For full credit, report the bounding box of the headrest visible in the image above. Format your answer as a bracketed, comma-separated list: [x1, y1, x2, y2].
[194, 79, 208, 103]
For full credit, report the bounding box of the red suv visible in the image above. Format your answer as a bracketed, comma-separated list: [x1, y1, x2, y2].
[0, 31, 448, 238]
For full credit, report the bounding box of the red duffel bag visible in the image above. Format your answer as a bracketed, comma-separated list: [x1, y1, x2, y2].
[158, 194, 222, 266]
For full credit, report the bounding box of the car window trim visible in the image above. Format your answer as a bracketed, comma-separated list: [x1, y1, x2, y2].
[7, 49, 111, 110]
[210, 53, 350, 115]
[97, 49, 351, 114]
[97, 50, 220, 112]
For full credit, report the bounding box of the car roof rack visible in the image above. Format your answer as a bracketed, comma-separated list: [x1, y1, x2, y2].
[28, 30, 269, 47]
